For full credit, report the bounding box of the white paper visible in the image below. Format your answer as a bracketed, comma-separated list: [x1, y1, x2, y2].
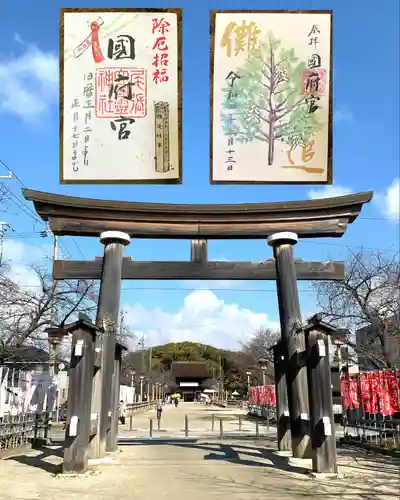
[211, 11, 332, 183]
[62, 10, 180, 182]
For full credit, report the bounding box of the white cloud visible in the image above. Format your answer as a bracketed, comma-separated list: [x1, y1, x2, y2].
[0, 34, 58, 122]
[123, 289, 280, 351]
[187, 279, 241, 289]
[374, 178, 400, 222]
[334, 107, 354, 123]
[308, 184, 353, 200]
[1, 239, 52, 289]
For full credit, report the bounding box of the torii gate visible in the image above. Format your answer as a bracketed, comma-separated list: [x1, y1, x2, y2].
[23, 189, 372, 466]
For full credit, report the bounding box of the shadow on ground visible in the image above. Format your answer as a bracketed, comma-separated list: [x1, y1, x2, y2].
[5, 435, 399, 492]
[5, 444, 63, 475]
[118, 438, 309, 474]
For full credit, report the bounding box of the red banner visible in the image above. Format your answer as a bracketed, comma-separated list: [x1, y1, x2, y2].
[342, 370, 400, 415]
[90, 21, 105, 63]
[249, 385, 276, 406]
[341, 375, 351, 409]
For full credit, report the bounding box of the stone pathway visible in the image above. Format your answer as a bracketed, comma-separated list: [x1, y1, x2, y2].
[119, 402, 273, 440]
[1, 404, 399, 500]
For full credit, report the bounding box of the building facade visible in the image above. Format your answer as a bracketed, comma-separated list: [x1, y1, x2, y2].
[170, 361, 210, 401]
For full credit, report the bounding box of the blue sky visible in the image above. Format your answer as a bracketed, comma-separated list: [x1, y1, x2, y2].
[0, 0, 399, 350]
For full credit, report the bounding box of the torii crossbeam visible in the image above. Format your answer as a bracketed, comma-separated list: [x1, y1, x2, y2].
[53, 255, 345, 281]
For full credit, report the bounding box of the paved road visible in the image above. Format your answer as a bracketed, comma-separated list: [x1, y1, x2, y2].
[1, 403, 399, 500]
[119, 402, 273, 440]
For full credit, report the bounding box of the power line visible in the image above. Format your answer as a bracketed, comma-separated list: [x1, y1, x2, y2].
[2, 158, 398, 223]
[358, 216, 400, 221]
[0, 159, 86, 259]
[0, 158, 27, 187]
[7, 282, 314, 293]
[3, 231, 399, 254]
[70, 237, 86, 259]
[302, 240, 399, 253]
[1, 157, 398, 258]
[0, 184, 44, 225]
[121, 285, 313, 293]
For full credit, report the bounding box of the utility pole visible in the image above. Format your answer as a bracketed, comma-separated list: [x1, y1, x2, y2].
[0, 171, 14, 262]
[48, 233, 59, 377]
[119, 310, 125, 338]
[139, 376, 144, 402]
[220, 358, 225, 400]
[149, 346, 152, 372]
[259, 358, 268, 386]
[0, 222, 11, 263]
[246, 371, 251, 389]
[138, 334, 146, 375]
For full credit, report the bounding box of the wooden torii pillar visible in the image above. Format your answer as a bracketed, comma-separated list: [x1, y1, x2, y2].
[303, 313, 341, 474]
[22, 189, 373, 459]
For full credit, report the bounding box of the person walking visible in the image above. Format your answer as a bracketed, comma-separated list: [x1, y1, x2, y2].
[118, 400, 126, 425]
[156, 399, 163, 420]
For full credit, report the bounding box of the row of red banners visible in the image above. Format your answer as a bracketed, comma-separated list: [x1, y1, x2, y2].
[341, 369, 400, 415]
[248, 385, 276, 406]
[249, 370, 400, 416]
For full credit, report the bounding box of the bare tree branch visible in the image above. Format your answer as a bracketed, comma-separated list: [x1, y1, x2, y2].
[313, 249, 400, 369]
[240, 327, 280, 377]
[0, 262, 98, 363]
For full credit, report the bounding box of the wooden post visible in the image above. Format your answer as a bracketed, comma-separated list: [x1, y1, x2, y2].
[45, 327, 67, 417]
[190, 239, 208, 263]
[184, 414, 189, 438]
[268, 233, 311, 459]
[63, 315, 97, 474]
[106, 341, 127, 452]
[272, 341, 291, 452]
[89, 231, 130, 459]
[305, 315, 338, 474]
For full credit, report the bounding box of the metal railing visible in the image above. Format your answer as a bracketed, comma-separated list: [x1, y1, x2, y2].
[126, 401, 157, 431]
[144, 412, 273, 440]
[125, 401, 157, 415]
[0, 411, 50, 454]
[342, 418, 400, 452]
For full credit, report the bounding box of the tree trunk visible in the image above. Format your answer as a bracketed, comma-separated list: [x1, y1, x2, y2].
[382, 329, 393, 369]
[268, 119, 275, 165]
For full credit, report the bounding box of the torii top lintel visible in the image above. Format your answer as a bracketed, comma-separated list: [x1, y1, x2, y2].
[22, 189, 373, 240]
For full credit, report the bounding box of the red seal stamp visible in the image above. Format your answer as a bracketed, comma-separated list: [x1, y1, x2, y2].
[301, 68, 327, 95]
[95, 67, 147, 119]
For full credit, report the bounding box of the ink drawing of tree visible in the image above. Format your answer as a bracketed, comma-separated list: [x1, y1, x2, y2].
[221, 32, 323, 166]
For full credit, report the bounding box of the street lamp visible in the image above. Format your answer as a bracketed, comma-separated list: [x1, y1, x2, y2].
[130, 368, 136, 388]
[146, 378, 151, 402]
[258, 358, 268, 386]
[55, 363, 65, 423]
[246, 371, 252, 388]
[139, 375, 144, 402]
